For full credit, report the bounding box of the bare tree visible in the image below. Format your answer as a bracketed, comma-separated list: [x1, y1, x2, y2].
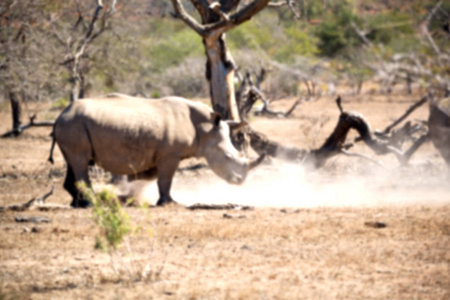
[170, 0, 274, 121]
[0, 1, 44, 136]
[56, 0, 117, 102]
[1, 0, 118, 138]
[351, 1, 450, 95]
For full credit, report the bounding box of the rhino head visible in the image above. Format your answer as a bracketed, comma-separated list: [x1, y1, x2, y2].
[197, 113, 265, 184]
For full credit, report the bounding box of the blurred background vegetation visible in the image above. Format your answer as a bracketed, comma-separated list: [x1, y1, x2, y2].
[1, 0, 449, 105]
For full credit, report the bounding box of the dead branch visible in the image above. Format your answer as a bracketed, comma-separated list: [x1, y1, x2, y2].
[308, 109, 404, 168]
[209, 2, 230, 21]
[171, 0, 271, 37]
[2, 113, 54, 138]
[401, 132, 429, 165]
[268, 0, 300, 19]
[236, 67, 301, 119]
[421, 1, 443, 57]
[248, 96, 427, 169]
[70, 0, 104, 101]
[252, 87, 301, 117]
[15, 215, 51, 223]
[0, 187, 54, 212]
[353, 4, 449, 95]
[340, 149, 384, 167]
[348, 95, 429, 153]
[186, 203, 254, 210]
[36, 186, 54, 204]
[382, 95, 429, 134]
[0, 198, 36, 212]
[364, 221, 387, 229]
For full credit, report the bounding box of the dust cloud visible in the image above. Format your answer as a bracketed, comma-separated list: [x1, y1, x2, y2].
[122, 161, 450, 208]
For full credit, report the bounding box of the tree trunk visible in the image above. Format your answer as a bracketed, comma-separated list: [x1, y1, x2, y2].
[9, 91, 22, 136]
[204, 35, 240, 121]
[170, 0, 271, 120]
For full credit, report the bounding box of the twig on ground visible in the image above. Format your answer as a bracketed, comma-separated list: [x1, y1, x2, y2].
[186, 203, 254, 210]
[0, 187, 65, 212]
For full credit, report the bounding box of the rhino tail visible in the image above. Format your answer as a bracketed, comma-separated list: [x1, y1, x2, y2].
[48, 131, 56, 164]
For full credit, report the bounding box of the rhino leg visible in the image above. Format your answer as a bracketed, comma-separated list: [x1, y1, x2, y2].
[73, 167, 92, 208]
[156, 158, 179, 206]
[63, 166, 78, 205]
[64, 165, 91, 208]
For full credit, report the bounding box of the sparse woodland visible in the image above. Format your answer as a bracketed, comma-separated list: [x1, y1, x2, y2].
[1, 0, 449, 166]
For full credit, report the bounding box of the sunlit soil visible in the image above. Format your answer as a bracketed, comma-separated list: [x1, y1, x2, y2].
[0, 92, 449, 299]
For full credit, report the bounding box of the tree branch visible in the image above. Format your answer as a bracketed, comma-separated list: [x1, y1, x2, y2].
[251, 86, 301, 117]
[1, 113, 54, 138]
[0, 187, 54, 212]
[340, 149, 384, 167]
[382, 94, 429, 134]
[247, 96, 426, 169]
[171, 0, 271, 38]
[268, 0, 300, 19]
[206, 0, 271, 36]
[170, 0, 206, 36]
[421, 1, 442, 56]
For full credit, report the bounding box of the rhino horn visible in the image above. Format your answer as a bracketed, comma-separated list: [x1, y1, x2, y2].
[248, 154, 266, 171]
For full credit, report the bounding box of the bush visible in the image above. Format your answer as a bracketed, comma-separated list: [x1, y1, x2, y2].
[159, 57, 208, 98]
[366, 11, 414, 45]
[314, 3, 362, 57]
[79, 184, 132, 251]
[79, 183, 161, 282]
[148, 29, 203, 71]
[228, 11, 317, 63]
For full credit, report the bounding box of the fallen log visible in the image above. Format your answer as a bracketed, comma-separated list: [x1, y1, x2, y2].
[247, 95, 430, 168]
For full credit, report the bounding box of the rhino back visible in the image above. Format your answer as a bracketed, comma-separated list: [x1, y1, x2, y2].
[55, 96, 211, 174]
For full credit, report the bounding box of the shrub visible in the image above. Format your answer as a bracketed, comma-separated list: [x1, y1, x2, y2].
[314, 3, 362, 57]
[79, 184, 132, 251]
[159, 57, 208, 98]
[78, 183, 162, 282]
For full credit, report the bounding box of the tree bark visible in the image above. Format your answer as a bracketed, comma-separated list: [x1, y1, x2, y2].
[204, 35, 240, 120]
[9, 91, 22, 136]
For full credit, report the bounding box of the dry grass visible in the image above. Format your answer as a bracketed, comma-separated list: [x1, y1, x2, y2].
[0, 93, 449, 299]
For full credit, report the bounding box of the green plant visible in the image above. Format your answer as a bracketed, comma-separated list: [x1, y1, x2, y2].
[78, 183, 163, 281]
[90, 189, 132, 251]
[314, 2, 362, 57]
[51, 98, 69, 110]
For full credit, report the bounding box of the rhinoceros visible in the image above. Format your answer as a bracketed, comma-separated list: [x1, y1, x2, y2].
[49, 94, 265, 208]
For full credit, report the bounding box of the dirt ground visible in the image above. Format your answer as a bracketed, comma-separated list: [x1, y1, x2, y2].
[0, 92, 449, 299]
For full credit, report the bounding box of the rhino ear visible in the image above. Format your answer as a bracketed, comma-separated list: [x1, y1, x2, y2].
[211, 112, 222, 127]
